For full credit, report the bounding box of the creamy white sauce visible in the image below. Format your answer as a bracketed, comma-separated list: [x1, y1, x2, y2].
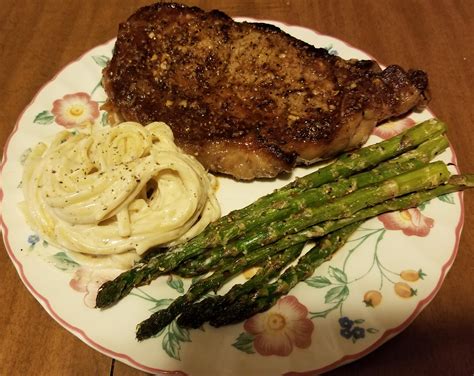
[20, 121, 220, 268]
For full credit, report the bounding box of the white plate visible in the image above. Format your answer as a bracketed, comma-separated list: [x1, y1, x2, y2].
[0, 18, 463, 375]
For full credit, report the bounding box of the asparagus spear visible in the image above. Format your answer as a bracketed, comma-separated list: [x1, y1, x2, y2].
[95, 122, 447, 309]
[176, 244, 303, 328]
[137, 221, 361, 339]
[177, 174, 474, 328]
[137, 166, 460, 340]
[206, 133, 449, 245]
[176, 134, 448, 276]
[120, 169, 474, 338]
[141, 154, 453, 338]
[96, 161, 450, 309]
[177, 162, 450, 270]
[209, 223, 360, 327]
[135, 242, 306, 340]
[136, 173, 474, 337]
[175, 225, 356, 329]
[169, 120, 449, 280]
[137, 224, 358, 339]
[129, 119, 446, 262]
[209, 175, 474, 327]
[194, 119, 447, 248]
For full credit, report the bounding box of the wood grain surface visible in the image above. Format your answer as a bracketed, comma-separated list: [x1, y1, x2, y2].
[1, 1, 472, 375]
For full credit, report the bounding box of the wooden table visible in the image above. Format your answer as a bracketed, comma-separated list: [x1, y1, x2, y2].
[1, 1, 472, 375]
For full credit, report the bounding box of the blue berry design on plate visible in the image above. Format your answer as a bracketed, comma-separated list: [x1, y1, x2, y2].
[338, 316, 377, 343]
[27, 234, 40, 250]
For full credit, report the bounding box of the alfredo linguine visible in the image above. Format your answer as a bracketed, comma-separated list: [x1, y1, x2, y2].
[20, 121, 220, 268]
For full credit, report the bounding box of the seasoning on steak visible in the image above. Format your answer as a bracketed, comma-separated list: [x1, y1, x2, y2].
[102, 2, 429, 180]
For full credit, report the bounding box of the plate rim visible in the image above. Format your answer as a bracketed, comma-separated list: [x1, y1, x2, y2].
[0, 18, 465, 375]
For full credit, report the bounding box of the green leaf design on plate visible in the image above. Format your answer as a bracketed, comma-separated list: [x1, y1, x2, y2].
[34, 110, 54, 125]
[172, 321, 191, 343]
[100, 111, 109, 127]
[130, 289, 174, 311]
[162, 321, 191, 360]
[367, 328, 379, 334]
[324, 285, 349, 304]
[438, 193, 455, 204]
[310, 303, 341, 319]
[328, 266, 347, 284]
[305, 275, 332, 288]
[354, 319, 365, 324]
[163, 330, 181, 360]
[417, 200, 428, 211]
[90, 80, 103, 96]
[151, 298, 173, 311]
[50, 251, 80, 271]
[167, 275, 185, 294]
[418, 269, 427, 280]
[92, 55, 110, 68]
[232, 332, 255, 354]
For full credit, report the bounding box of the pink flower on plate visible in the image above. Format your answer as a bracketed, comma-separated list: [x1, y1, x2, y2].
[244, 295, 314, 356]
[51, 92, 100, 128]
[378, 208, 434, 237]
[70, 267, 123, 308]
[372, 118, 415, 139]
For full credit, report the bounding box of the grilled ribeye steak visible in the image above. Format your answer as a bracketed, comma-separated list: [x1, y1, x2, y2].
[102, 2, 429, 180]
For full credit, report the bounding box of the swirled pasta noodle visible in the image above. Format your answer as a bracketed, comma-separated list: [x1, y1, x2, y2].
[20, 121, 221, 268]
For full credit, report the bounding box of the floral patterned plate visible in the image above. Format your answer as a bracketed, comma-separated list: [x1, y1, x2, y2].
[0, 19, 463, 375]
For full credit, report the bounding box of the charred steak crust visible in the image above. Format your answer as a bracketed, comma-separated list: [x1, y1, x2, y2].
[102, 2, 429, 180]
